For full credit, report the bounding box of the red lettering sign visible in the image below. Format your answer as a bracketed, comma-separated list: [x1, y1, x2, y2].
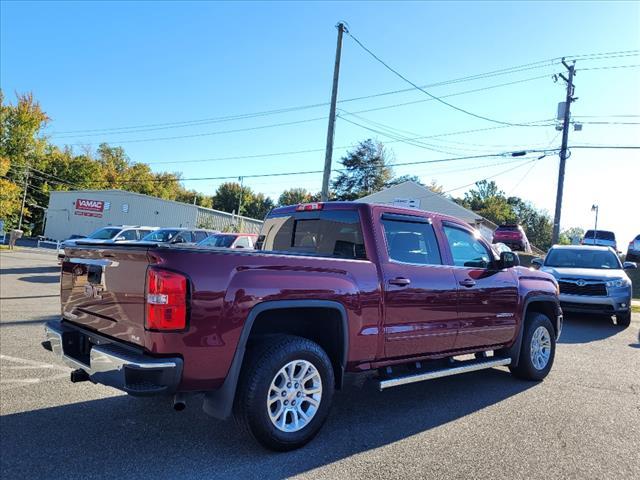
[75, 199, 104, 212]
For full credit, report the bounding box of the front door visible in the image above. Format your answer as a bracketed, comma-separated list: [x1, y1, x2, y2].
[380, 213, 459, 359]
[442, 224, 519, 350]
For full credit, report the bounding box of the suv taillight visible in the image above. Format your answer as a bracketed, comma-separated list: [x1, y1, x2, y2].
[145, 268, 187, 330]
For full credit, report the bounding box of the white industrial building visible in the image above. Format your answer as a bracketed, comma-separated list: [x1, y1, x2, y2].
[44, 190, 263, 241]
[358, 181, 497, 241]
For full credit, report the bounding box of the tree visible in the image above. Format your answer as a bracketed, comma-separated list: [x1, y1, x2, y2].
[244, 193, 275, 220]
[560, 226, 585, 245]
[0, 156, 21, 226]
[331, 139, 393, 200]
[506, 196, 553, 250]
[278, 188, 317, 206]
[427, 180, 444, 194]
[385, 174, 423, 188]
[212, 182, 250, 215]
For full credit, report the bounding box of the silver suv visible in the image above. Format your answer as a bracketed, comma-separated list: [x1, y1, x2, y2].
[58, 226, 158, 261]
[532, 245, 636, 327]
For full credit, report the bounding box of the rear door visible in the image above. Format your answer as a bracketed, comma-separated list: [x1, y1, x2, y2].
[61, 246, 151, 347]
[442, 223, 518, 349]
[380, 212, 459, 358]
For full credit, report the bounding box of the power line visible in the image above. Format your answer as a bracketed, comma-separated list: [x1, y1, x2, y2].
[58, 73, 555, 146]
[580, 64, 640, 71]
[443, 158, 542, 194]
[48, 58, 564, 137]
[345, 30, 560, 128]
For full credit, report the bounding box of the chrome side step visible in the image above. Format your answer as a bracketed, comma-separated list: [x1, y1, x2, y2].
[378, 357, 511, 391]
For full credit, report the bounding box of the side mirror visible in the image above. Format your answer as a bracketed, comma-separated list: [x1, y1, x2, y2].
[623, 261, 638, 270]
[172, 237, 186, 244]
[114, 236, 125, 241]
[531, 257, 544, 269]
[499, 251, 519, 269]
[235, 245, 245, 249]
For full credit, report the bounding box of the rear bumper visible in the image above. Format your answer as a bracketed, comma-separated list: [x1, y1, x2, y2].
[559, 293, 631, 315]
[43, 320, 183, 396]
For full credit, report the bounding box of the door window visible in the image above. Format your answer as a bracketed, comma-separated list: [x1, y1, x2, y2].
[119, 230, 138, 240]
[382, 217, 441, 265]
[193, 231, 208, 243]
[234, 236, 252, 248]
[136, 229, 153, 240]
[174, 231, 193, 243]
[443, 225, 492, 268]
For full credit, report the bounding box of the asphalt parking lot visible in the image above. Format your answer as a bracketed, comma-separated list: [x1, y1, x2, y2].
[1, 248, 639, 480]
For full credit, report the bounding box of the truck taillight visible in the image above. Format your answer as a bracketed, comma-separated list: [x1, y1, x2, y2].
[145, 268, 187, 331]
[296, 202, 323, 211]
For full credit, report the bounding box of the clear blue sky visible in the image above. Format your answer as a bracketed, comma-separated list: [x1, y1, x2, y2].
[2, 1, 639, 245]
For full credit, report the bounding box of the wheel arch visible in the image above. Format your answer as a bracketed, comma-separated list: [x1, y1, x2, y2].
[203, 300, 348, 420]
[499, 294, 562, 367]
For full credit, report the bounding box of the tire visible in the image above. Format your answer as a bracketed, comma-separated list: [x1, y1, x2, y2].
[509, 312, 556, 381]
[617, 312, 631, 328]
[233, 335, 335, 451]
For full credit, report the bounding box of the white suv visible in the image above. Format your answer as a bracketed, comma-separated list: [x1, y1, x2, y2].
[581, 230, 617, 251]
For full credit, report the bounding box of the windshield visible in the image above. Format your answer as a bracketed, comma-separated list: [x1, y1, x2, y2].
[88, 227, 121, 240]
[545, 248, 621, 269]
[584, 230, 615, 240]
[142, 229, 181, 242]
[198, 234, 236, 248]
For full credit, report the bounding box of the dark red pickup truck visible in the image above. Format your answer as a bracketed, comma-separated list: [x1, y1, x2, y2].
[44, 202, 562, 450]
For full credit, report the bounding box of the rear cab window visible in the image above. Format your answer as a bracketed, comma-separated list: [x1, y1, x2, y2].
[380, 213, 441, 265]
[257, 209, 366, 260]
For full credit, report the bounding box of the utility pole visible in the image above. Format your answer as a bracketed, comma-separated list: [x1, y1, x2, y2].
[18, 170, 29, 231]
[552, 59, 576, 245]
[320, 22, 347, 202]
[236, 176, 244, 220]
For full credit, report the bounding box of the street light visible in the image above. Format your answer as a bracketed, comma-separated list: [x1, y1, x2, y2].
[591, 204, 599, 239]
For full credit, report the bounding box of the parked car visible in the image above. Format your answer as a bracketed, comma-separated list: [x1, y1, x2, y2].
[626, 234, 640, 262]
[57, 225, 158, 261]
[44, 202, 562, 451]
[531, 245, 635, 327]
[197, 232, 257, 249]
[139, 228, 218, 245]
[581, 229, 617, 251]
[492, 224, 531, 252]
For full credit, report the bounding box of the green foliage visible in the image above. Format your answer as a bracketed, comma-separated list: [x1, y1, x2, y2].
[332, 139, 394, 200]
[0, 156, 21, 226]
[212, 182, 274, 220]
[277, 188, 320, 206]
[455, 180, 554, 250]
[0, 91, 230, 234]
[559, 226, 585, 245]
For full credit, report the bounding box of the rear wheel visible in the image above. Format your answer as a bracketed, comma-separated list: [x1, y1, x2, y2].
[234, 335, 335, 451]
[509, 313, 556, 381]
[617, 312, 631, 328]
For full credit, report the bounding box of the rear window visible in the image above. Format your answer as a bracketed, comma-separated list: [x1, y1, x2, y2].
[584, 230, 615, 240]
[256, 209, 366, 260]
[497, 225, 520, 231]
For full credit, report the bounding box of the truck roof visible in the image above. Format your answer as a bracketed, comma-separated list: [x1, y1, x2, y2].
[270, 201, 469, 227]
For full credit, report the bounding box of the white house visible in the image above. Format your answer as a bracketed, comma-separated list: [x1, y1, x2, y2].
[357, 181, 497, 241]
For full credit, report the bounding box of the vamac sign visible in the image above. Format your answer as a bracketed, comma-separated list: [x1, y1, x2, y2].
[75, 198, 105, 217]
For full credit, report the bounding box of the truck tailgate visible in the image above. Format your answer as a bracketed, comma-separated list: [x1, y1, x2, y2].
[61, 245, 150, 347]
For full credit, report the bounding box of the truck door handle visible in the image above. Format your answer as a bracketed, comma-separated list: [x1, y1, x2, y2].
[459, 278, 476, 287]
[389, 277, 411, 287]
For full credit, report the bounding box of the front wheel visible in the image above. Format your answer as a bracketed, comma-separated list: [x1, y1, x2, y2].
[617, 312, 631, 328]
[234, 335, 335, 451]
[510, 313, 556, 381]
